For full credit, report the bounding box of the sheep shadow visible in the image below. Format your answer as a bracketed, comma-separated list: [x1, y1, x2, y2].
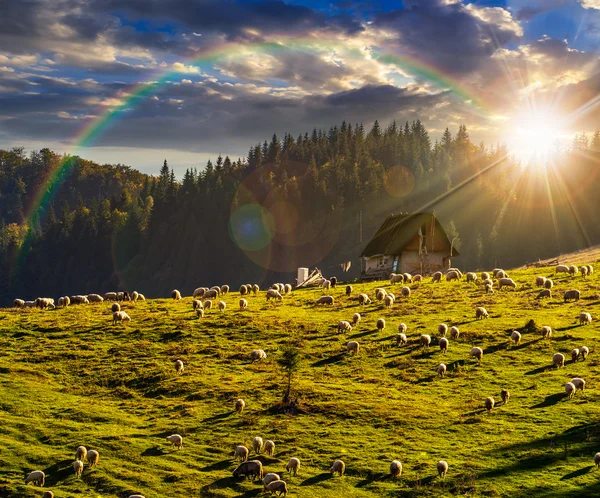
[355, 472, 386, 488]
[200, 459, 233, 472]
[203, 412, 233, 422]
[141, 446, 167, 457]
[312, 353, 346, 367]
[530, 392, 567, 408]
[348, 329, 378, 339]
[374, 334, 398, 343]
[404, 475, 436, 487]
[511, 339, 542, 351]
[300, 472, 332, 486]
[43, 459, 74, 486]
[483, 343, 509, 355]
[556, 324, 582, 332]
[525, 364, 555, 376]
[560, 466, 594, 480]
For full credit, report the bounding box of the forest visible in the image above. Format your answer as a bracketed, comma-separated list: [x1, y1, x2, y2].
[1, 121, 599, 305]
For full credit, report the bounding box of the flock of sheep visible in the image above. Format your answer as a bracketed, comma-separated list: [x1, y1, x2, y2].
[11, 261, 600, 496]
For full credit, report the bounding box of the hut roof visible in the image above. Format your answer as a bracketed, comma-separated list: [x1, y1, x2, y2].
[360, 212, 459, 257]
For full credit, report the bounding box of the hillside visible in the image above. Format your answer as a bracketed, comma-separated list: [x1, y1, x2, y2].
[1, 264, 600, 497]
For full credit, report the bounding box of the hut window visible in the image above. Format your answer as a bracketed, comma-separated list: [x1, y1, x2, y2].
[392, 256, 399, 272]
[377, 256, 384, 267]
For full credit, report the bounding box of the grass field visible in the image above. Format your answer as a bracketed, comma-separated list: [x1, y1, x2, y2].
[1, 263, 600, 498]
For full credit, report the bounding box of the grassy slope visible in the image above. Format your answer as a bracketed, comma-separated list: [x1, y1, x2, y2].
[1, 264, 600, 498]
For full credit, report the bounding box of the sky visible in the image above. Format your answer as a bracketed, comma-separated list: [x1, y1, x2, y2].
[0, 0, 599, 175]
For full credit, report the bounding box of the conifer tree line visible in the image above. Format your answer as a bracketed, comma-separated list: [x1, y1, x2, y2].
[1, 123, 599, 305]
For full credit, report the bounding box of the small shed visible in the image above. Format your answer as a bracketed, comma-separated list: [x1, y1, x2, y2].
[360, 212, 458, 280]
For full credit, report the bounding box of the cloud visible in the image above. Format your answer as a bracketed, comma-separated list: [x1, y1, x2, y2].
[580, 0, 600, 9]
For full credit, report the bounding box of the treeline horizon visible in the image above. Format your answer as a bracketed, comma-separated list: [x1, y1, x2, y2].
[1, 121, 599, 305]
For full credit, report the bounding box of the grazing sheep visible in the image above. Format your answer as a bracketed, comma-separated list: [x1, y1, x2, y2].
[376, 289, 387, 301]
[112, 311, 131, 325]
[403, 273, 413, 283]
[87, 449, 99, 467]
[449, 268, 463, 278]
[401, 286, 411, 298]
[171, 289, 181, 300]
[588, 265, 594, 275]
[266, 289, 283, 302]
[390, 460, 403, 478]
[128, 495, 146, 498]
[87, 294, 104, 303]
[420, 334, 432, 348]
[432, 271, 443, 283]
[438, 324, 448, 336]
[579, 312, 592, 325]
[481, 272, 490, 280]
[166, 434, 183, 449]
[240, 285, 248, 295]
[138, 294, 146, 301]
[264, 440, 275, 456]
[357, 294, 370, 305]
[485, 284, 494, 294]
[535, 276, 547, 287]
[42, 492, 54, 498]
[338, 320, 352, 333]
[476, 307, 488, 319]
[131, 290, 139, 302]
[446, 270, 460, 282]
[330, 460, 345, 476]
[413, 275, 423, 283]
[252, 436, 263, 454]
[221, 285, 230, 295]
[59, 296, 70, 307]
[25, 470, 45, 486]
[235, 399, 245, 414]
[286, 457, 300, 476]
[580, 266, 589, 277]
[347, 341, 360, 354]
[553, 353, 565, 368]
[316, 295, 335, 305]
[352, 313, 361, 325]
[174, 360, 184, 374]
[284, 284, 292, 294]
[556, 264, 569, 273]
[346, 285, 353, 296]
[235, 445, 249, 461]
[56, 297, 66, 307]
[210, 286, 221, 296]
[565, 382, 576, 399]
[544, 278, 554, 289]
[193, 287, 207, 298]
[466, 272, 478, 283]
[203, 300, 213, 311]
[482, 278, 493, 287]
[398, 323, 407, 334]
[437, 460, 449, 478]
[250, 349, 267, 362]
[196, 308, 204, 319]
[537, 289, 551, 299]
[501, 389, 510, 404]
[449, 326, 460, 339]
[495, 270, 508, 279]
[74, 459, 84, 478]
[569, 265, 579, 277]
[541, 326, 552, 339]
[485, 397, 495, 412]
[470, 347, 484, 362]
[321, 279, 331, 290]
[23, 300, 36, 308]
[377, 318, 386, 331]
[265, 480, 288, 496]
[564, 289, 581, 302]
[204, 289, 219, 300]
[239, 298, 249, 310]
[571, 348, 580, 363]
[510, 330, 521, 345]
[111, 303, 121, 313]
[330, 277, 337, 288]
[437, 363, 447, 377]
[571, 377, 585, 391]
[390, 273, 404, 284]
[396, 333, 408, 346]
[263, 473, 280, 489]
[498, 278, 517, 290]
[192, 299, 203, 311]
[252, 284, 260, 295]
[439, 337, 449, 354]
[76, 445, 87, 461]
[594, 453, 600, 468]
[580, 346, 590, 360]
[233, 460, 264, 480]
[104, 292, 117, 300]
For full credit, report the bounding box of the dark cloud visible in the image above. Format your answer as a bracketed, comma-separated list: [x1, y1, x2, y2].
[515, 0, 567, 21]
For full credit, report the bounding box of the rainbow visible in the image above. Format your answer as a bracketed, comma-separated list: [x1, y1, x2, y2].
[17, 35, 489, 261]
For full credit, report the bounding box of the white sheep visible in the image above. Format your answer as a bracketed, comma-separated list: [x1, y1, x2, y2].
[432, 271, 443, 283]
[76, 445, 87, 461]
[171, 289, 181, 300]
[284, 284, 292, 294]
[571, 348, 580, 363]
[376, 289, 387, 301]
[535, 276, 547, 287]
[552, 353, 565, 368]
[345, 341, 359, 355]
[250, 349, 267, 362]
[396, 333, 408, 346]
[470, 347, 483, 362]
[87, 449, 99, 467]
[537, 289, 551, 299]
[13, 298, 25, 308]
[240, 298, 249, 310]
[235, 399, 245, 414]
[420, 334, 431, 348]
[166, 434, 183, 449]
[221, 285, 230, 295]
[495, 270, 508, 279]
[321, 279, 331, 290]
[104, 292, 117, 300]
[565, 382, 576, 399]
[466, 272, 478, 283]
[252, 436, 263, 454]
[438, 324, 448, 336]
[497, 278, 517, 290]
[439, 337, 449, 354]
[390, 273, 404, 284]
[316, 295, 335, 305]
[383, 295, 394, 308]
[449, 326, 460, 339]
[218, 301, 227, 312]
[579, 312, 592, 325]
[476, 307, 488, 319]
[286, 457, 300, 476]
[510, 330, 521, 345]
[87, 294, 104, 303]
[266, 289, 283, 302]
[352, 313, 361, 325]
[398, 323, 407, 334]
[112, 311, 131, 324]
[437, 460, 449, 478]
[594, 452, 600, 468]
[446, 270, 460, 282]
[263, 473, 281, 490]
[204, 289, 219, 300]
[265, 480, 287, 495]
[377, 318, 386, 331]
[544, 279, 554, 289]
[330, 459, 345, 476]
[175, 360, 184, 374]
[571, 377, 585, 391]
[481, 272, 490, 280]
[413, 274, 423, 283]
[437, 363, 447, 377]
[25, 470, 45, 486]
[541, 326, 552, 339]
[131, 291, 139, 302]
[401, 286, 411, 297]
[235, 445, 249, 461]
[390, 460, 403, 477]
[111, 303, 121, 313]
[240, 285, 249, 295]
[196, 308, 204, 319]
[138, 294, 146, 301]
[42, 492, 54, 498]
[345, 285, 353, 296]
[338, 321, 352, 333]
[569, 265, 579, 277]
[580, 346, 590, 360]
[203, 300, 213, 311]
[357, 293, 370, 305]
[501, 389, 510, 404]
[556, 264, 569, 273]
[403, 273, 413, 283]
[128, 495, 146, 498]
[74, 459, 84, 477]
[192, 299, 203, 311]
[485, 397, 495, 412]
[264, 440, 275, 456]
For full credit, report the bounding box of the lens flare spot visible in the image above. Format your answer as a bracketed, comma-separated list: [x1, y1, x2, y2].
[229, 204, 275, 251]
[269, 201, 299, 236]
[384, 166, 415, 197]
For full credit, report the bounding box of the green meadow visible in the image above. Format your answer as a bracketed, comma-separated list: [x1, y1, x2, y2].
[1, 264, 599, 497]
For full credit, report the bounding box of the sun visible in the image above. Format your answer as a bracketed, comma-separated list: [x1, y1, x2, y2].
[507, 109, 564, 165]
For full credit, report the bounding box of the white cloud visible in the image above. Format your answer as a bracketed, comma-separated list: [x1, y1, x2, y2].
[580, 0, 600, 9]
[465, 4, 524, 37]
